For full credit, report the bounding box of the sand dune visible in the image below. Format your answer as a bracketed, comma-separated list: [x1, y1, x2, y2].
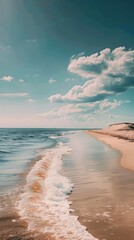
[87, 123, 134, 171]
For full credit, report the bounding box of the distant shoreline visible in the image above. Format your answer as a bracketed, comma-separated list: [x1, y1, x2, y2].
[86, 123, 134, 171]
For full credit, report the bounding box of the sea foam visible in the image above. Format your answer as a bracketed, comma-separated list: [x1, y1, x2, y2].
[17, 144, 97, 240]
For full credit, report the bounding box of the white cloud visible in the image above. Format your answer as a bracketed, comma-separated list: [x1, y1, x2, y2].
[49, 78, 56, 84]
[68, 48, 111, 78]
[19, 79, 24, 83]
[38, 99, 126, 121]
[49, 78, 104, 103]
[99, 99, 122, 111]
[71, 52, 85, 59]
[49, 47, 134, 103]
[0, 93, 28, 97]
[38, 103, 96, 120]
[0, 76, 14, 82]
[28, 98, 35, 103]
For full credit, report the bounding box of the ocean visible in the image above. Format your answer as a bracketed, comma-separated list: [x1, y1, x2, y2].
[0, 129, 134, 240]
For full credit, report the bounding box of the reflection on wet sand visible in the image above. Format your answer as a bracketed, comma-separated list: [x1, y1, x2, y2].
[63, 131, 134, 240]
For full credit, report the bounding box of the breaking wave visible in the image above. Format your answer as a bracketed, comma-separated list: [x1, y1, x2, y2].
[17, 144, 97, 240]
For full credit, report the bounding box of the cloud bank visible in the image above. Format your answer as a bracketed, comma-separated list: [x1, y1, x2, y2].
[0, 93, 28, 97]
[49, 47, 134, 103]
[0, 76, 14, 82]
[38, 99, 128, 121]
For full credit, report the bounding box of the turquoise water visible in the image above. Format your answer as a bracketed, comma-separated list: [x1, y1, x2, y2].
[0, 128, 61, 193]
[0, 128, 75, 194]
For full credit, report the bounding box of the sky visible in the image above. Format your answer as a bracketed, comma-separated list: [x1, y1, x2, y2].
[0, 0, 134, 128]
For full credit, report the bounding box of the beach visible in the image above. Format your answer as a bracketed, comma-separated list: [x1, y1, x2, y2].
[0, 127, 134, 240]
[63, 130, 134, 240]
[87, 123, 134, 171]
[0, 129, 98, 240]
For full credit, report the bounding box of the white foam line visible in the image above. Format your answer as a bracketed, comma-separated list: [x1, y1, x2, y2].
[17, 145, 98, 240]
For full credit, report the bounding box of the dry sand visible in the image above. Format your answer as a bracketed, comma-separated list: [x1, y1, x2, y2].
[87, 123, 134, 171]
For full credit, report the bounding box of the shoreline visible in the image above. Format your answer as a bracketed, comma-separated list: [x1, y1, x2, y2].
[65, 130, 134, 240]
[87, 130, 134, 171]
[1, 129, 134, 240]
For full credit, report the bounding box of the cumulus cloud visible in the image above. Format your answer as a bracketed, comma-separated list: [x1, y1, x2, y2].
[0, 76, 14, 82]
[49, 78, 56, 84]
[49, 47, 134, 103]
[68, 48, 110, 78]
[99, 99, 130, 111]
[0, 93, 28, 97]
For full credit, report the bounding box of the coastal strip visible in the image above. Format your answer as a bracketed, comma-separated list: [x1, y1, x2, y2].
[87, 123, 134, 171]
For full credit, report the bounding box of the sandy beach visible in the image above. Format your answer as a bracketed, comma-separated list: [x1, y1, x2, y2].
[87, 123, 134, 171]
[1, 127, 134, 240]
[63, 130, 134, 240]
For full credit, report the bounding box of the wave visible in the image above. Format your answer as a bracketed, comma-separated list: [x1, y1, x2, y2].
[0, 150, 10, 154]
[17, 145, 97, 240]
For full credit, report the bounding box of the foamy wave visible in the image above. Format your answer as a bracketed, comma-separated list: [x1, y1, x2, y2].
[17, 145, 97, 240]
[50, 135, 58, 139]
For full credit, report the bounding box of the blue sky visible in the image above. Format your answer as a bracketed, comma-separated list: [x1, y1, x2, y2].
[0, 0, 134, 128]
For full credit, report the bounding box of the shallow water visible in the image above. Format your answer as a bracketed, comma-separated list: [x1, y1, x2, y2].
[0, 128, 59, 194]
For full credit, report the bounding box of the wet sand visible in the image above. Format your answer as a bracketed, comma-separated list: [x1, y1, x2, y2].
[0, 155, 55, 240]
[73, 195, 134, 240]
[87, 129, 134, 171]
[84, 130, 134, 240]
[63, 131, 134, 240]
[0, 193, 30, 240]
[0, 187, 60, 240]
